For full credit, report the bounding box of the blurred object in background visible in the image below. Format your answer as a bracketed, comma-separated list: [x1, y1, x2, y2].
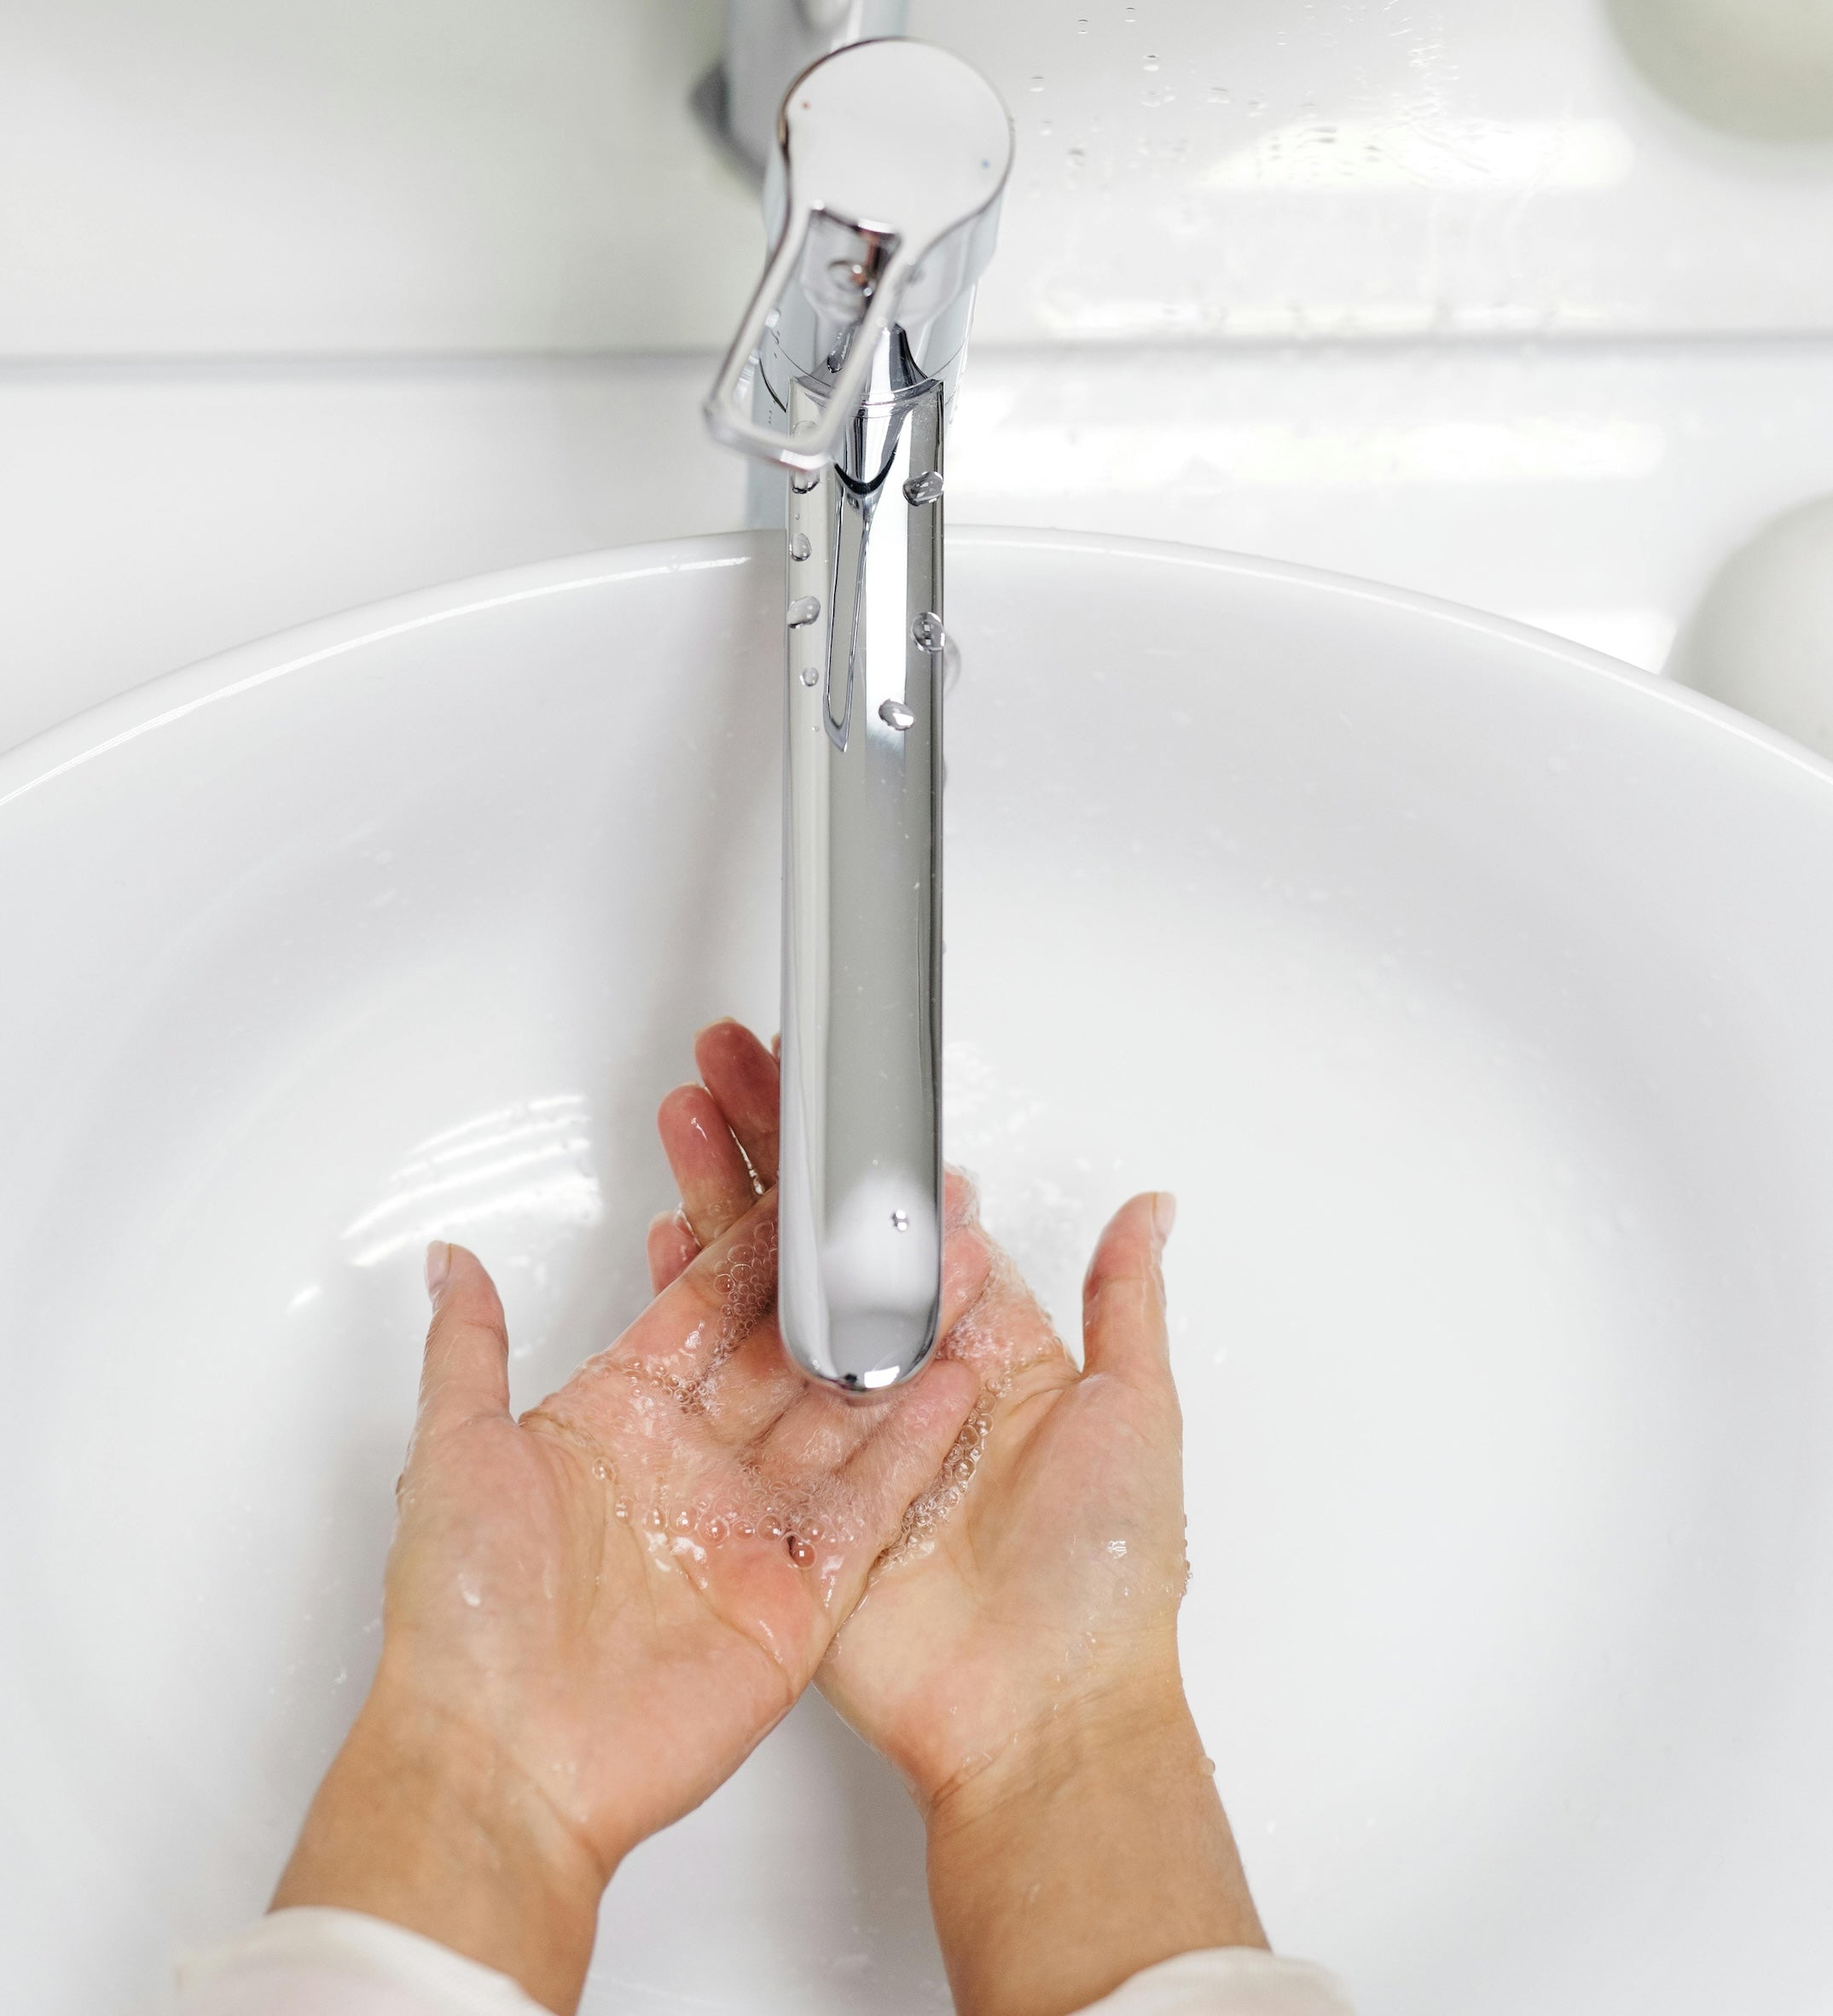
[1608, 0, 1833, 142]
[1670, 496, 1833, 758]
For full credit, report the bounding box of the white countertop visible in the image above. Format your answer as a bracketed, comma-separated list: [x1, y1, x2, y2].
[6, 337, 1833, 755]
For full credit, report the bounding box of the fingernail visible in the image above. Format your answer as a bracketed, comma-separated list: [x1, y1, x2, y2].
[425, 1240, 451, 1305]
[1152, 1193, 1177, 1244]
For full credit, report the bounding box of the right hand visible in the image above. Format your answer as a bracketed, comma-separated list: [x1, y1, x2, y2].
[653, 1021, 1268, 2016]
[276, 1194, 986, 2013]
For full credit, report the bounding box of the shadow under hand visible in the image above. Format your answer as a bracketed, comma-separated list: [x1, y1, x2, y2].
[809, 1688, 951, 2012]
[584, 1688, 948, 2016]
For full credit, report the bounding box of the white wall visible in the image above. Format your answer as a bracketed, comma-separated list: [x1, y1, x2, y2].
[6, 0, 1833, 357]
[0, 0, 757, 354]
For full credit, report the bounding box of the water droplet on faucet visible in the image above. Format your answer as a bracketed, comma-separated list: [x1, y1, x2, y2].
[912, 611, 945, 652]
[827, 259, 875, 297]
[890, 1210, 911, 1230]
[791, 470, 821, 494]
[800, 663, 819, 687]
[879, 699, 916, 731]
[902, 471, 944, 506]
[789, 531, 812, 561]
[788, 596, 821, 628]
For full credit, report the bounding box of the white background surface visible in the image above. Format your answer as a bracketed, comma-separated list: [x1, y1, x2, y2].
[7, 0, 1833, 353]
[6, 0, 1833, 754]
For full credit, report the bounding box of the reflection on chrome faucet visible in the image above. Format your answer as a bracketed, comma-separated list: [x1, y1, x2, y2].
[705, 40, 1012, 1392]
[703, 0, 911, 177]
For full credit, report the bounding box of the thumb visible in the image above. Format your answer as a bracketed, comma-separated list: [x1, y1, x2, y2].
[1081, 1192, 1175, 1389]
[417, 1241, 512, 1430]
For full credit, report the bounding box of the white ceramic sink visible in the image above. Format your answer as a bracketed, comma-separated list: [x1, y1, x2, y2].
[5, 530, 1833, 2014]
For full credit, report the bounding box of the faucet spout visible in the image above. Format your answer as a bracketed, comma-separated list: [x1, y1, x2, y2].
[704, 40, 1012, 1392]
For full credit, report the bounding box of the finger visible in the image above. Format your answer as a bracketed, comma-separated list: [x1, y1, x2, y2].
[824, 1355, 979, 1599]
[750, 1217, 997, 1468]
[771, 1032, 781, 1061]
[686, 1316, 808, 1444]
[693, 1019, 780, 1190]
[1081, 1192, 1175, 1388]
[943, 1164, 982, 1230]
[647, 1209, 699, 1296]
[935, 1219, 1071, 1392]
[657, 1083, 757, 1246]
[418, 1242, 511, 1431]
[601, 1193, 780, 1390]
[841, 1353, 979, 1517]
[693, 1208, 997, 1454]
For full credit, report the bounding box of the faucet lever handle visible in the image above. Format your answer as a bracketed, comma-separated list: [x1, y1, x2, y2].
[703, 38, 1012, 471]
[705, 207, 914, 470]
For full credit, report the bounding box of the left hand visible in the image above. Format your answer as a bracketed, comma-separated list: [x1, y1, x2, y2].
[275, 1194, 986, 2014]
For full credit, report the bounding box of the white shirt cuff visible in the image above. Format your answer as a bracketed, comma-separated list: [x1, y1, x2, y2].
[174, 1910, 1354, 2016]
[1075, 1946, 1357, 2015]
[174, 1909, 546, 2016]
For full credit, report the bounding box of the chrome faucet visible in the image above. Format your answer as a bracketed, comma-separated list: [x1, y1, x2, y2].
[705, 39, 1012, 1393]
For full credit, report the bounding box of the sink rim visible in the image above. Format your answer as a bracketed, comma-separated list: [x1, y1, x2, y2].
[8, 526, 1832, 827]
[7, 520, 1833, 2011]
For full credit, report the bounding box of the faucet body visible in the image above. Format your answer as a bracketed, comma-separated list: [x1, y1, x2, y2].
[705, 40, 1012, 1392]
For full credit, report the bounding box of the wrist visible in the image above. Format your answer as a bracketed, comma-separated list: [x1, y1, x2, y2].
[925, 1655, 1192, 1835]
[925, 1667, 1267, 2016]
[272, 1665, 608, 2015]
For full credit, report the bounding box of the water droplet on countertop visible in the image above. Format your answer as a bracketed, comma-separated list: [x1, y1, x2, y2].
[787, 596, 821, 627]
[1144, 53, 1159, 70]
[879, 699, 916, 731]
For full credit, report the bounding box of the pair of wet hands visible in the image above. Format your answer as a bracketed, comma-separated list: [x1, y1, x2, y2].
[275, 1019, 1253, 2016]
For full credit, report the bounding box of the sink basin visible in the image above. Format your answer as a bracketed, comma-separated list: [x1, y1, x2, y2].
[4, 529, 1833, 2015]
